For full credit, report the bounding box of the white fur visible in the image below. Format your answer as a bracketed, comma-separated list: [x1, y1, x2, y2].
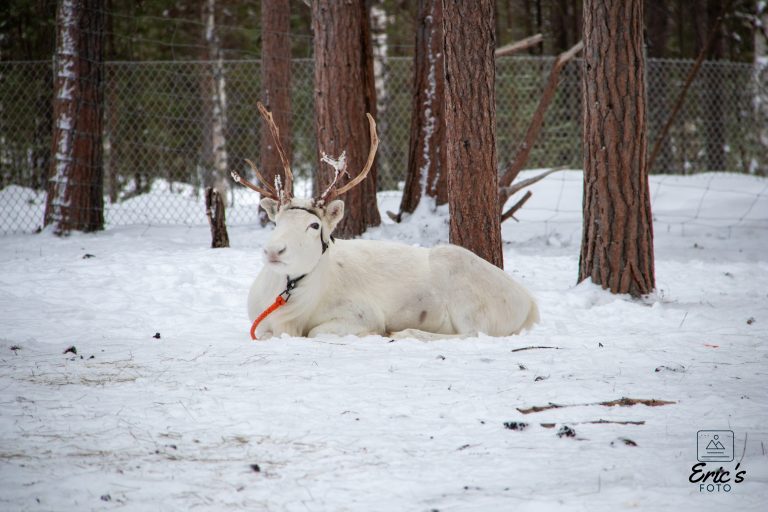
[249, 197, 539, 339]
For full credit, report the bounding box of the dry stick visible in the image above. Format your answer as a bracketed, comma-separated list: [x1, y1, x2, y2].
[510, 344, 560, 353]
[495, 33, 544, 57]
[499, 40, 584, 192]
[501, 191, 533, 223]
[500, 165, 568, 222]
[256, 101, 293, 200]
[647, 3, 730, 171]
[517, 397, 676, 415]
[502, 165, 569, 198]
[540, 420, 646, 428]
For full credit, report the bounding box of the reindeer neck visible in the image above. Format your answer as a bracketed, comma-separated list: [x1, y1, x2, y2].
[264, 248, 334, 310]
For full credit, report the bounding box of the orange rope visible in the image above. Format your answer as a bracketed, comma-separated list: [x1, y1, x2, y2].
[250, 295, 287, 340]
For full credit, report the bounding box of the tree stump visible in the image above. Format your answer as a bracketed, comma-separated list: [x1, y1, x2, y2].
[205, 187, 230, 248]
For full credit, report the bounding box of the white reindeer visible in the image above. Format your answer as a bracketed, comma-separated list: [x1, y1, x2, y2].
[232, 103, 539, 340]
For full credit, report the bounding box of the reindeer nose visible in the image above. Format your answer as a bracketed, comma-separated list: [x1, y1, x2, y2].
[264, 244, 287, 261]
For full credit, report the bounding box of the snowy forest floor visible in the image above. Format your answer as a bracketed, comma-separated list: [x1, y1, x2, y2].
[1, 171, 767, 511]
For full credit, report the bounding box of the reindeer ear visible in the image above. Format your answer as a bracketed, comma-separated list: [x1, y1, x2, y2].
[324, 199, 345, 232]
[260, 197, 279, 221]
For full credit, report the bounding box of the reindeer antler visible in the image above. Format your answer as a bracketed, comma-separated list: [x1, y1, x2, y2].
[230, 169, 275, 198]
[318, 113, 378, 204]
[231, 102, 295, 202]
[256, 101, 293, 203]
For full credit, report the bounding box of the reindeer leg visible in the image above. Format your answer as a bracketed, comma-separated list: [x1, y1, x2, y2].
[389, 329, 474, 341]
[307, 320, 380, 338]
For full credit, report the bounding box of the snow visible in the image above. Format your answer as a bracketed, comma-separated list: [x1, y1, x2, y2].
[57, 0, 77, 58]
[1, 171, 767, 510]
[320, 150, 347, 173]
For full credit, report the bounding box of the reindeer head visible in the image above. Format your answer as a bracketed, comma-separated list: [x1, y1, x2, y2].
[258, 197, 344, 275]
[232, 102, 378, 275]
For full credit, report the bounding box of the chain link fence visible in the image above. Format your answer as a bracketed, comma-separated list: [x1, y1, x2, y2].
[1, 56, 765, 233]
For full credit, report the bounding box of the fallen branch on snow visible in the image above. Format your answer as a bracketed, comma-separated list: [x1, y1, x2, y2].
[517, 397, 676, 415]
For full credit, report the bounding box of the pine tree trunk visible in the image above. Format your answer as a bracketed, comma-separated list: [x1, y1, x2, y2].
[645, 0, 673, 173]
[201, 0, 229, 195]
[704, 0, 725, 171]
[260, 0, 292, 225]
[442, 0, 503, 268]
[312, 0, 381, 238]
[44, 0, 105, 234]
[397, 0, 447, 218]
[579, 0, 655, 297]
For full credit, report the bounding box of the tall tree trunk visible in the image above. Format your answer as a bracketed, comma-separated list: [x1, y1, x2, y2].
[579, 0, 655, 297]
[396, 0, 447, 218]
[704, 0, 725, 171]
[201, 0, 229, 195]
[359, 0, 381, 225]
[312, 0, 381, 237]
[645, 0, 673, 173]
[44, 0, 105, 234]
[550, 0, 571, 52]
[645, 0, 669, 58]
[442, 0, 503, 268]
[260, 0, 292, 225]
[369, 2, 394, 191]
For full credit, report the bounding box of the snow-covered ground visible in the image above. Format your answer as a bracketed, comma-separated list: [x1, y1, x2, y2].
[1, 171, 767, 511]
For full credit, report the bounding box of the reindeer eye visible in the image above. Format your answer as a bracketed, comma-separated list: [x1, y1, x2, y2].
[309, 222, 320, 230]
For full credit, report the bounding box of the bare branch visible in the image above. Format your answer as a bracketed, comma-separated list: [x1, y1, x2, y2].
[495, 33, 544, 57]
[499, 41, 583, 194]
[257, 101, 293, 201]
[501, 190, 533, 223]
[501, 166, 567, 198]
[499, 166, 567, 224]
[321, 113, 379, 203]
[555, 40, 584, 64]
[647, 3, 730, 171]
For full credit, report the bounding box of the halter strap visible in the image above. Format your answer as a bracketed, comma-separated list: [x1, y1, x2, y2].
[249, 273, 307, 340]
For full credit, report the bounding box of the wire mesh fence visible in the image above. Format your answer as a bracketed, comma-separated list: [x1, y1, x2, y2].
[0, 56, 765, 233]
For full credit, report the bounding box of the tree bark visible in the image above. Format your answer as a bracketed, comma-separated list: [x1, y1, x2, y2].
[645, 0, 673, 173]
[704, 0, 725, 171]
[44, 0, 105, 234]
[312, 0, 381, 238]
[396, 0, 447, 219]
[579, 0, 655, 297]
[260, 0, 292, 225]
[201, 0, 229, 195]
[442, 0, 503, 268]
[645, 0, 669, 58]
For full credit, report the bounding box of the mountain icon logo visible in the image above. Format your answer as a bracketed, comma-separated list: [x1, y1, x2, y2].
[697, 431, 734, 462]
